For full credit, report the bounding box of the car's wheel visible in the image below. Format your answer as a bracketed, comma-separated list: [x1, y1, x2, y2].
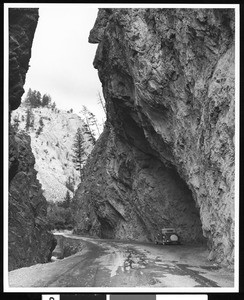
[170, 234, 179, 242]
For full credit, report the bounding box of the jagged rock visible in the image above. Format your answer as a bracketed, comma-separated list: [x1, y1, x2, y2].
[9, 8, 38, 111]
[11, 106, 91, 202]
[73, 8, 235, 267]
[9, 132, 56, 270]
[8, 8, 55, 271]
[73, 124, 204, 244]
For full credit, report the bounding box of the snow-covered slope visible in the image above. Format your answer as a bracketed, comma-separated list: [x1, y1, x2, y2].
[11, 105, 93, 202]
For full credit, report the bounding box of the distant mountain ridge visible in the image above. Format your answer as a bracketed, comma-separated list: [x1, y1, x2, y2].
[11, 104, 94, 202]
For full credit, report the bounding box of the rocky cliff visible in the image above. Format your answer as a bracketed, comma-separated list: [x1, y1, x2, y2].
[9, 8, 56, 271]
[11, 106, 91, 203]
[9, 8, 38, 111]
[73, 8, 235, 267]
[9, 132, 56, 270]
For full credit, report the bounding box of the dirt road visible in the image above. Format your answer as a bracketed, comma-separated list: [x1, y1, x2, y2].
[8, 233, 234, 288]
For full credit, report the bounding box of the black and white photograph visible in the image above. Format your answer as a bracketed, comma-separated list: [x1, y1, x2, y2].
[4, 3, 239, 293]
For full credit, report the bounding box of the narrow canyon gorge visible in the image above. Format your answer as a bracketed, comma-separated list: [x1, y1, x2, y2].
[8, 7, 235, 272]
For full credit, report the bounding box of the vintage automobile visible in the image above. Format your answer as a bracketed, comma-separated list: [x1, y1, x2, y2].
[154, 228, 181, 245]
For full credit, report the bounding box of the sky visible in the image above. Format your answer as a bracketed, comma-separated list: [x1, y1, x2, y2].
[23, 5, 106, 123]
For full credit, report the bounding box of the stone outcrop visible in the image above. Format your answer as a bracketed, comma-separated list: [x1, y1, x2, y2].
[9, 132, 56, 270]
[8, 8, 55, 271]
[73, 8, 235, 267]
[11, 106, 90, 203]
[9, 8, 39, 111]
[74, 124, 205, 245]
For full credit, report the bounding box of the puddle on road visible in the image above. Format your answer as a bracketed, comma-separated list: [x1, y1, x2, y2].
[96, 246, 150, 277]
[60, 237, 227, 287]
[124, 252, 221, 288]
[123, 250, 148, 271]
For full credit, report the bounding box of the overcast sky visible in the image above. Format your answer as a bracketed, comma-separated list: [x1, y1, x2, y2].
[23, 5, 105, 123]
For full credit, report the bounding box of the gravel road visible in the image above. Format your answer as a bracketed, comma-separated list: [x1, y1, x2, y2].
[8, 233, 234, 288]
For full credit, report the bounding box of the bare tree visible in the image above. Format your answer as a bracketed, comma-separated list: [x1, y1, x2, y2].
[97, 91, 106, 114]
[80, 105, 99, 138]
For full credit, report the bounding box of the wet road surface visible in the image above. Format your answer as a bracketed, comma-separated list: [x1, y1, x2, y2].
[8, 233, 234, 288]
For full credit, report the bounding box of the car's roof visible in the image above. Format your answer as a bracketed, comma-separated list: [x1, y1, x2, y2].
[162, 228, 175, 230]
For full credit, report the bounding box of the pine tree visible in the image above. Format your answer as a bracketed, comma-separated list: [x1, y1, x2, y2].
[23, 88, 42, 108]
[25, 108, 33, 131]
[35, 91, 42, 107]
[23, 88, 32, 107]
[57, 190, 72, 209]
[72, 127, 87, 181]
[51, 101, 56, 111]
[36, 117, 44, 137]
[30, 117, 34, 128]
[39, 117, 44, 127]
[42, 94, 51, 107]
[63, 190, 71, 209]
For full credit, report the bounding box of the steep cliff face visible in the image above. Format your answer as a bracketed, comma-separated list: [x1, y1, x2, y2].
[74, 124, 204, 244]
[9, 8, 55, 271]
[9, 132, 56, 270]
[9, 8, 38, 111]
[73, 8, 235, 266]
[11, 106, 92, 203]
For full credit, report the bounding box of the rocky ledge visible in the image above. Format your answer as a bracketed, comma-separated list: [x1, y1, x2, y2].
[73, 8, 235, 267]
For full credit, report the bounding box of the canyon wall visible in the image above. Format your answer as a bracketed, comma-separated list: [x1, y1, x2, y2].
[8, 8, 56, 271]
[73, 8, 235, 267]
